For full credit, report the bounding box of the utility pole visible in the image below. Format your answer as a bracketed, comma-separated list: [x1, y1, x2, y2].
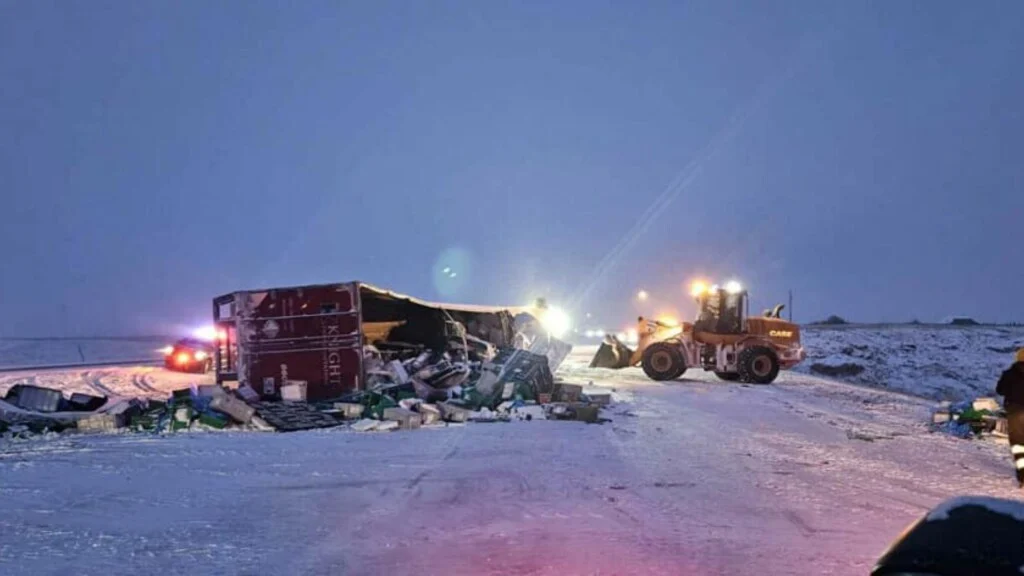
[788, 290, 793, 322]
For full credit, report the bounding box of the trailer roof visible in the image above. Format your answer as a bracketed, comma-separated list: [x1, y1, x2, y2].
[215, 281, 539, 317]
[358, 283, 535, 316]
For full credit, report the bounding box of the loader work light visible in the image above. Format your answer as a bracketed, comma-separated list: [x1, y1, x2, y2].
[539, 306, 572, 338]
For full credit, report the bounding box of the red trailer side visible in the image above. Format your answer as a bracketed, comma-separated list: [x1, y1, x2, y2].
[213, 282, 363, 401]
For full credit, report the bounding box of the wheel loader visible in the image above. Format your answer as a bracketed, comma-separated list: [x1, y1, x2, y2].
[589, 282, 805, 384]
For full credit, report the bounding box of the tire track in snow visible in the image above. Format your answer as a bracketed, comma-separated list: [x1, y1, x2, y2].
[82, 371, 116, 397]
[131, 374, 160, 395]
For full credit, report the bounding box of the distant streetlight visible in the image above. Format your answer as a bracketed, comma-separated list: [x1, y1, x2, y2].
[637, 290, 649, 302]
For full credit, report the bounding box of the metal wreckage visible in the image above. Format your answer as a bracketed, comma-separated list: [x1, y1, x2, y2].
[208, 282, 607, 431]
[1, 282, 610, 437]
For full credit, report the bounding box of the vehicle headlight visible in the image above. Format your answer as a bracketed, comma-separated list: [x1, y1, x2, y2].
[192, 325, 217, 341]
[539, 306, 572, 338]
[194, 351, 209, 361]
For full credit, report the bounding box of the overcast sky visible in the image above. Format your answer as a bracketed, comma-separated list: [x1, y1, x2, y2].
[1, 1, 1022, 337]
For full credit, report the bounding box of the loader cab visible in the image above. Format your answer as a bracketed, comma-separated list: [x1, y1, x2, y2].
[694, 286, 748, 335]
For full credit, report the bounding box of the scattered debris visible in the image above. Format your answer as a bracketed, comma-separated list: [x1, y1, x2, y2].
[77, 413, 128, 433]
[382, 407, 422, 430]
[418, 403, 442, 425]
[377, 420, 400, 432]
[932, 397, 1005, 439]
[546, 402, 602, 423]
[334, 402, 366, 419]
[236, 385, 260, 402]
[509, 404, 546, 421]
[972, 397, 1001, 412]
[351, 419, 381, 432]
[68, 393, 107, 412]
[250, 401, 343, 432]
[2, 298, 621, 441]
[582, 389, 612, 406]
[554, 383, 583, 403]
[280, 381, 308, 402]
[196, 384, 228, 399]
[209, 395, 255, 424]
[470, 407, 499, 423]
[198, 412, 229, 430]
[439, 402, 471, 423]
[5, 384, 65, 413]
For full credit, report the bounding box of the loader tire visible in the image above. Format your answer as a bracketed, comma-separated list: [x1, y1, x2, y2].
[714, 371, 741, 382]
[641, 342, 686, 381]
[738, 346, 780, 385]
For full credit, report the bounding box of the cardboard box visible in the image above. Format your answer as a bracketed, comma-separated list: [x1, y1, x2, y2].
[77, 413, 127, 432]
[210, 395, 256, 424]
[418, 403, 442, 425]
[280, 381, 308, 402]
[334, 402, 366, 419]
[439, 402, 471, 423]
[554, 383, 583, 403]
[383, 407, 421, 429]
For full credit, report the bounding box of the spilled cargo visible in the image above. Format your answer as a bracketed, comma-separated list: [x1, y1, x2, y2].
[211, 281, 574, 402]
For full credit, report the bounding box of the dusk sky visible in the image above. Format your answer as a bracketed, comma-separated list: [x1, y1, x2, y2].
[2, 1, 1022, 337]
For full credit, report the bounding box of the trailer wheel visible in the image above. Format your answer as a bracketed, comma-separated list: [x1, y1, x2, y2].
[714, 371, 741, 382]
[641, 342, 686, 381]
[738, 346, 780, 384]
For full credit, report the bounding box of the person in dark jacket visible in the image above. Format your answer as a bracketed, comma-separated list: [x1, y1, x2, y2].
[996, 349, 1024, 487]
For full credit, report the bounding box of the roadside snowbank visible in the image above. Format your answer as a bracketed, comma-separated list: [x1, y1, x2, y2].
[796, 325, 1024, 401]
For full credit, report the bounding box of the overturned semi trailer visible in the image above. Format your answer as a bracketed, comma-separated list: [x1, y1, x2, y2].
[212, 282, 570, 401]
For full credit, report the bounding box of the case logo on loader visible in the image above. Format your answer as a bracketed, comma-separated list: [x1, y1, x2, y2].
[769, 330, 794, 338]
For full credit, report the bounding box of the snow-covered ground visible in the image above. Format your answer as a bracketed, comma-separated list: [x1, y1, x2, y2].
[0, 337, 207, 405]
[0, 337, 168, 369]
[796, 325, 1024, 401]
[0, 365, 213, 401]
[1, 343, 1023, 575]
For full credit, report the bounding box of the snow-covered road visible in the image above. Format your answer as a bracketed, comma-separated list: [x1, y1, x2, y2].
[1, 351, 1019, 575]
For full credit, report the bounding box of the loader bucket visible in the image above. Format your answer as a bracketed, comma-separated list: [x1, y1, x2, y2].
[589, 336, 635, 369]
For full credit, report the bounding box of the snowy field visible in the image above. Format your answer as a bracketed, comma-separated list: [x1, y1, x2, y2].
[0, 337, 168, 370]
[796, 325, 1024, 401]
[2, 325, 1019, 402]
[0, 337, 209, 402]
[1, 338, 1023, 575]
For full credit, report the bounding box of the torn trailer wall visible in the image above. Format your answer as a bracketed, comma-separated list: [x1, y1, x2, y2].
[214, 282, 569, 402]
[357, 284, 520, 353]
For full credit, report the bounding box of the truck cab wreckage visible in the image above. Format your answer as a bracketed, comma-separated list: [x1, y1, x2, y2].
[590, 281, 806, 384]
